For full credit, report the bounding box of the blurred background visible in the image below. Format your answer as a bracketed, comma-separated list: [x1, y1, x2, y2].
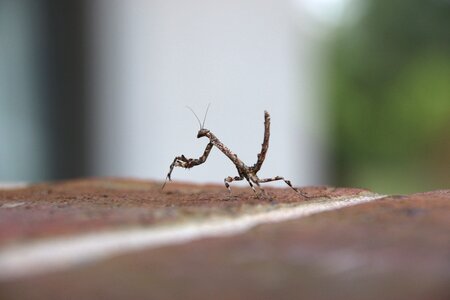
[0, 0, 448, 194]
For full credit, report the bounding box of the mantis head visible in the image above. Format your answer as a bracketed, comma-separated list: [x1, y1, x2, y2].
[186, 103, 211, 139]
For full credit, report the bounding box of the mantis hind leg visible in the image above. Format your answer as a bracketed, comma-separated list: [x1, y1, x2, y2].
[257, 176, 310, 198]
[244, 178, 258, 194]
[224, 176, 244, 192]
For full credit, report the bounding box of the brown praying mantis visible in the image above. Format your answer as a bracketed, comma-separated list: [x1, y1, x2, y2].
[162, 105, 310, 198]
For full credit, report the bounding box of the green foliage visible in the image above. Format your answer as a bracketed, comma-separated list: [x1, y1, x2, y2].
[327, 0, 450, 193]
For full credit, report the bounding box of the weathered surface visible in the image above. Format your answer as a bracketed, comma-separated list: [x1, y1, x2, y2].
[0, 179, 449, 300]
[0, 178, 366, 246]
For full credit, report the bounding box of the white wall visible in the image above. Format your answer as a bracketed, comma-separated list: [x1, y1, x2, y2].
[88, 0, 327, 187]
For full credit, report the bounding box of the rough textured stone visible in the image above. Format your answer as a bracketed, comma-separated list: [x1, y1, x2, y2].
[0, 179, 448, 300]
[0, 178, 368, 246]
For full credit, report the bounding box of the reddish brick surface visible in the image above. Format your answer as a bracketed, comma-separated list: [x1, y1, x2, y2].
[0, 178, 367, 245]
[0, 179, 449, 300]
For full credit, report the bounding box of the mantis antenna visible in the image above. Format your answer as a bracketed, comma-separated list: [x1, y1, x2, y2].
[202, 103, 211, 129]
[186, 103, 211, 129]
[186, 106, 202, 129]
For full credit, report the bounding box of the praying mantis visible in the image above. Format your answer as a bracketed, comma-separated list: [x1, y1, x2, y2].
[163, 105, 309, 198]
